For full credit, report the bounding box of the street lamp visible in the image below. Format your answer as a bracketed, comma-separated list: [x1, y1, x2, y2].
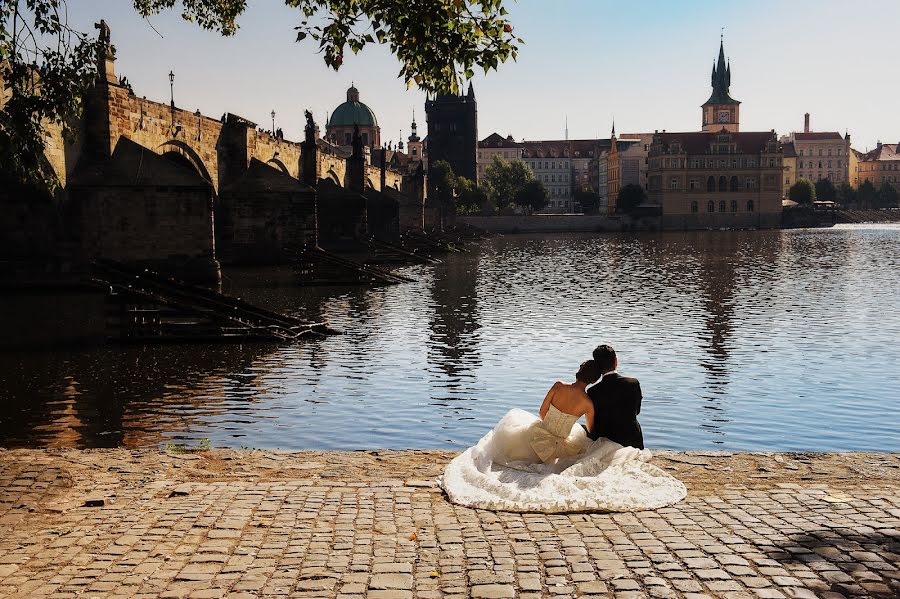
[271, 110, 276, 134]
[169, 70, 175, 108]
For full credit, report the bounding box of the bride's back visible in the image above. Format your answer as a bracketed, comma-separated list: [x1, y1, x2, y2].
[548, 382, 591, 418]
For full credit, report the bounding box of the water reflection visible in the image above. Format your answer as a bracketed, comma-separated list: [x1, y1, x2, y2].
[1, 226, 899, 452]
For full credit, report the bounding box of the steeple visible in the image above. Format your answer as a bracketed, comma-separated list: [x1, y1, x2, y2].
[466, 81, 475, 101]
[702, 33, 740, 132]
[611, 119, 616, 138]
[408, 109, 420, 142]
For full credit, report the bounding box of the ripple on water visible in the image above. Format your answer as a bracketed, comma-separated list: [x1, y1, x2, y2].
[1, 225, 899, 452]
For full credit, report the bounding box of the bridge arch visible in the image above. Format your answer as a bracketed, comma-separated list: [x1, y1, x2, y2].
[267, 158, 290, 175]
[325, 169, 342, 186]
[157, 140, 214, 185]
[365, 177, 377, 190]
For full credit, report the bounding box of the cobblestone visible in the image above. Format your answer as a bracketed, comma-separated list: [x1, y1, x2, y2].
[0, 449, 897, 598]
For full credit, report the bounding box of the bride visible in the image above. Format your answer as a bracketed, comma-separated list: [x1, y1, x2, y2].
[441, 359, 687, 513]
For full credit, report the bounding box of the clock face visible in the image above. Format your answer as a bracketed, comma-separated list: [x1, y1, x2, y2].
[718, 110, 730, 123]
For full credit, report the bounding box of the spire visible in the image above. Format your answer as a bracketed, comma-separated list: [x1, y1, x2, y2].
[466, 81, 475, 100]
[705, 33, 738, 106]
[611, 119, 616, 138]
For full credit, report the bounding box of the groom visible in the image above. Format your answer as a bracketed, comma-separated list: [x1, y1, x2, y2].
[586, 344, 644, 449]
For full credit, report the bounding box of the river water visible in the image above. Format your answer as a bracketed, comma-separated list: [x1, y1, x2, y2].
[2, 225, 899, 452]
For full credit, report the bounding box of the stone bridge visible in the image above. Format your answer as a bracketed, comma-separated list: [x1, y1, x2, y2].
[45, 57, 402, 195]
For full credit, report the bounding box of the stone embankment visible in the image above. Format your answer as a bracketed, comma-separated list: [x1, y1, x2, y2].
[0, 449, 897, 598]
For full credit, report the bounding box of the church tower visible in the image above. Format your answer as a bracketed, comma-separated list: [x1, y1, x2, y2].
[407, 110, 424, 162]
[701, 37, 740, 132]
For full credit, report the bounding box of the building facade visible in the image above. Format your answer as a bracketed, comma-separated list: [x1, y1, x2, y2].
[648, 130, 784, 229]
[784, 115, 851, 185]
[326, 85, 381, 149]
[521, 141, 575, 213]
[477, 133, 523, 180]
[425, 84, 478, 184]
[648, 40, 782, 229]
[782, 142, 797, 195]
[856, 142, 900, 188]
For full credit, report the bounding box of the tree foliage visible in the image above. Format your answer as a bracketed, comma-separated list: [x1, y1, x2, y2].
[788, 179, 816, 205]
[456, 175, 487, 215]
[574, 190, 601, 214]
[513, 179, 547, 212]
[616, 184, 646, 214]
[482, 155, 534, 210]
[877, 181, 899, 208]
[836, 182, 856, 206]
[814, 178, 836, 202]
[1, 0, 519, 187]
[429, 160, 458, 206]
[858, 180, 877, 209]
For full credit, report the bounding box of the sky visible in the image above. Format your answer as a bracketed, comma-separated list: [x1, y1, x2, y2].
[69, 1, 899, 152]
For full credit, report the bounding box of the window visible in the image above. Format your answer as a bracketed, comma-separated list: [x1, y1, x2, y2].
[719, 200, 726, 212]
[718, 176, 727, 192]
[730, 200, 737, 212]
[690, 179, 699, 190]
[747, 200, 754, 212]
[707, 176, 716, 192]
[691, 201, 699, 213]
[708, 200, 715, 213]
[730, 176, 739, 192]
[344, 132, 352, 145]
[799, 149, 804, 156]
[670, 178, 678, 190]
[412, 148, 418, 157]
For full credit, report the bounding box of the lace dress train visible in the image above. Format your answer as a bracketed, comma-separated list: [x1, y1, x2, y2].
[441, 408, 687, 513]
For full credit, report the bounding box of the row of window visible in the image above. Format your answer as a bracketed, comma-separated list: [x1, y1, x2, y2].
[690, 200, 755, 213]
[529, 160, 571, 170]
[798, 148, 843, 157]
[674, 176, 758, 192]
[865, 162, 900, 171]
[538, 173, 570, 184]
[800, 160, 842, 169]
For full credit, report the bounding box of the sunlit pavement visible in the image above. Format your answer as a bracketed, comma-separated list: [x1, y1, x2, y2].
[0, 449, 897, 598]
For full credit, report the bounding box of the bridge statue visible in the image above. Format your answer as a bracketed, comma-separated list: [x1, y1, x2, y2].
[94, 19, 115, 58]
[304, 110, 316, 144]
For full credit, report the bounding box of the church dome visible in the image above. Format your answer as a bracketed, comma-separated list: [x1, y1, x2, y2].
[328, 85, 378, 128]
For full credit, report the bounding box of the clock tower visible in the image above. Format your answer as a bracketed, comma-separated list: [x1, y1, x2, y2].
[701, 37, 740, 132]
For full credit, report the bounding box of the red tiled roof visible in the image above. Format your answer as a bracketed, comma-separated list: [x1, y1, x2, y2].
[520, 138, 638, 159]
[782, 142, 797, 158]
[652, 131, 777, 155]
[793, 132, 844, 141]
[860, 143, 900, 162]
[479, 132, 522, 148]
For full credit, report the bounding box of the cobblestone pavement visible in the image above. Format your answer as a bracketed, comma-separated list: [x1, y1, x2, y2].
[0, 450, 897, 598]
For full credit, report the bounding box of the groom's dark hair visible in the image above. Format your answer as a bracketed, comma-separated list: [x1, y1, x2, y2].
[593, 344, 617, 372]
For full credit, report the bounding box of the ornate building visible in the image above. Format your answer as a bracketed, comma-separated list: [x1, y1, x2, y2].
[648, 39, 783, 229]
[702, 38, 740, 133]
[477, 133, 523, 180]
[326, 85, 381, 149]
[783, 114, 852, 186]
[425, 84, 478, 184]
[856, 142, 900, 188]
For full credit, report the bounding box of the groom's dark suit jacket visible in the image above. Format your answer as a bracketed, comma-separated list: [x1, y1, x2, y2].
[587, 372, 644, 449]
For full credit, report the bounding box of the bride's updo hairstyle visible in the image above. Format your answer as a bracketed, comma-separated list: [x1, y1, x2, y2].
[576, 360, 603, 385]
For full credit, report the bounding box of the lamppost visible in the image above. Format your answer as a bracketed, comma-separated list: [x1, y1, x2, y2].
[271, 110, 276, 134]
[169, 70, 175, 108]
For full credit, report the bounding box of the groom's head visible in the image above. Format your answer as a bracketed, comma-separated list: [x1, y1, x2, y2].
[593, 344, 617, 373]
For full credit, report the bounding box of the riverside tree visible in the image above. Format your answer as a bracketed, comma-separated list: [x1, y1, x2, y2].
[789, 179, 816, 205]
[877, 181, 899, 208]
[482, 155, 535, 211]
[815, 178, 837, 202]
[1, 0, 520, 188]
[513, 179, 547, 213]
[616, 184, 647, 214]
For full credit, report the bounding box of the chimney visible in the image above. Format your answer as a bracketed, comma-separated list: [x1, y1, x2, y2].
[804, 113, 810, 133]
[379, 148, 387, 190]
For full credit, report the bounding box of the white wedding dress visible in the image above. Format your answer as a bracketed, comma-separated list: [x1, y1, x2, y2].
[441, 406, 687, 513]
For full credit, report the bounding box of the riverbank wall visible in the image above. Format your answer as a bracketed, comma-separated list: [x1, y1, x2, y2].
[458, 214, 661, 233]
